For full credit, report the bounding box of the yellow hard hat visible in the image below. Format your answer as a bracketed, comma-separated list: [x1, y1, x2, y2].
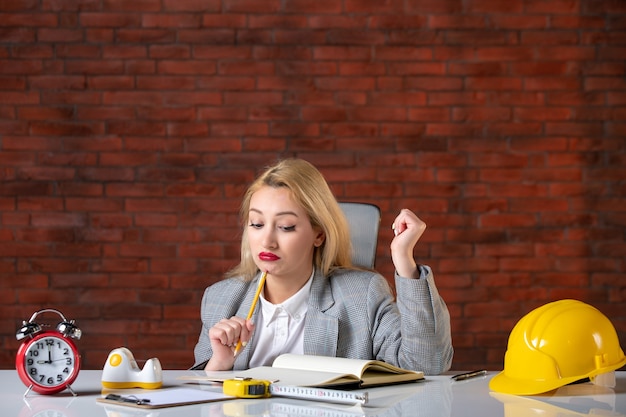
[490, 299, 626, 395]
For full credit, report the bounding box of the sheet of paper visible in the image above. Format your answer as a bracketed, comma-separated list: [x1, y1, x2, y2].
[140, 388, 231, 406]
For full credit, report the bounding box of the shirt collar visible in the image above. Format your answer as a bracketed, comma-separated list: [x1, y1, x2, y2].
[260, 269, 313, 323]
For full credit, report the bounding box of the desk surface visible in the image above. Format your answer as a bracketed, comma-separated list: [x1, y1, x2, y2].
[1, 370, 624, 417]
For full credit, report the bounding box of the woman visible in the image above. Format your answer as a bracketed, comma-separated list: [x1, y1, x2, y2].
[192, 159, 453, 375]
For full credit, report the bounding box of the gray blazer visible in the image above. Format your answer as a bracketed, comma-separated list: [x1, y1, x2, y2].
[192, 266, 453, 375]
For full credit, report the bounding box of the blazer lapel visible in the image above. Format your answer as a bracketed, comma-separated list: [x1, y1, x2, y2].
[303, 269, 338, 356]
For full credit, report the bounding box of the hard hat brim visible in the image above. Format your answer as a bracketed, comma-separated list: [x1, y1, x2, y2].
[489, 371, 582, 396]
[489, 356, 626, 396]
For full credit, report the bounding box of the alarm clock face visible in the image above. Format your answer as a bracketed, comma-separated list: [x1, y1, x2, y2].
[16, 332, 81, 394]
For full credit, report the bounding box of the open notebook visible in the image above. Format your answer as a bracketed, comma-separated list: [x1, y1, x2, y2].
[181, 353, 424, 388]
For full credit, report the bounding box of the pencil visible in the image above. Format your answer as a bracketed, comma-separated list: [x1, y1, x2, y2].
[233, 270, 267, 356]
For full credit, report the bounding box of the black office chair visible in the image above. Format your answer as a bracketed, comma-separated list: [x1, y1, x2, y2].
[338, 202, 381, 268]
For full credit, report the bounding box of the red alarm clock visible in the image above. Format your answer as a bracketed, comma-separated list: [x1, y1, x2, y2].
[15, 309, 82, 396]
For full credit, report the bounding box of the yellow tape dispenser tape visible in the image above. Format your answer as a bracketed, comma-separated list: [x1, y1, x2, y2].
[223, 377, 271, 398]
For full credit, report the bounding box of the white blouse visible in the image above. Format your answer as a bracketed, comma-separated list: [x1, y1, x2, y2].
[248, 271, 313, 368]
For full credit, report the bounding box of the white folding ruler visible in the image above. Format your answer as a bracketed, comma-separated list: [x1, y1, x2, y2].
[269, 384, 368, 405]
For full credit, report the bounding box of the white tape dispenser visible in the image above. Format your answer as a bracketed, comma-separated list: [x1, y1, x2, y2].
[101, 347, 163, 389]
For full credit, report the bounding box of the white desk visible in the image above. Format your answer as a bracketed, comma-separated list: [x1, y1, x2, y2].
[1, 370, 624, 417]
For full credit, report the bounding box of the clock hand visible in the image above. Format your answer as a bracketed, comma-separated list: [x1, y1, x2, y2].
[37, 357, 67, 364]
[37, 349, 54, 364]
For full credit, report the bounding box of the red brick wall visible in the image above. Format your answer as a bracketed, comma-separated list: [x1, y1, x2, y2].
[1, 0, 624, 371]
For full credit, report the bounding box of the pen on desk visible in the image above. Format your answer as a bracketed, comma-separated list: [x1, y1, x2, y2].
[105, 394, 151, 405]
[451, 370, 487, 381]
[233, 270, 267, 356]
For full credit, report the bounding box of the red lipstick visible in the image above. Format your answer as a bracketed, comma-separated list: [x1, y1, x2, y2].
[259, 252, 280, 261]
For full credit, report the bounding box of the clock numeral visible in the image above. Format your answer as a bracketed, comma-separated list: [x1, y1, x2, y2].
[33, 374, 66, 385]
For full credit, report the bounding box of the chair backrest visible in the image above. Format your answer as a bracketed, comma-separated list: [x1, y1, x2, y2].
[338, 202, 381, 268]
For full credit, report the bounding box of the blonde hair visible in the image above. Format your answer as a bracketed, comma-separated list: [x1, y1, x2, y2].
[226, 159, 353, 281]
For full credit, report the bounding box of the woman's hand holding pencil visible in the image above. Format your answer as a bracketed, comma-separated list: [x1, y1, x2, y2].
[204, 271, 267, 371]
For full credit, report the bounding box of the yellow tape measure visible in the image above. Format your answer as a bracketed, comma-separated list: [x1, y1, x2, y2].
[223, 378, 271, 398]
[223, 377, 368, 405]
